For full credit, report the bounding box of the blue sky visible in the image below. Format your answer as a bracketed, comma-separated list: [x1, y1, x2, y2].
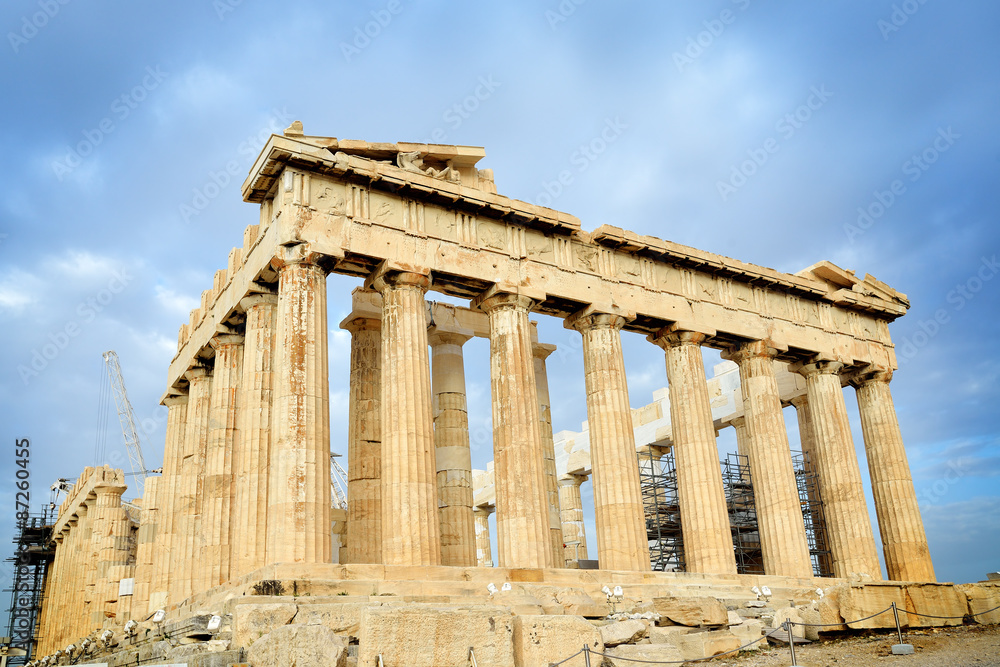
[1, 1, 997, 590]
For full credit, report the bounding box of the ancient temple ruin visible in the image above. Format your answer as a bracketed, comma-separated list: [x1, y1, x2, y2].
[29, 123, 998, 666]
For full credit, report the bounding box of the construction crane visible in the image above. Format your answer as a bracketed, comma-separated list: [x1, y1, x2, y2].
[102, 351, 149, 496]
[330, 453, 348, 510]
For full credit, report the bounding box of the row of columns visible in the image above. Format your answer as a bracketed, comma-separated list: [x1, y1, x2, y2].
[38, 470, 132, 655]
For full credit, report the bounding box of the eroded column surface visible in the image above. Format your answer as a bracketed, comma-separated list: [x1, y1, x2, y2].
[731, 416, 751, 482]
[132, 476, 159, 620]
[268, 251, 332, 565]
[532, 340, 565, 567]
[653, 330, 736, 575]
[480, 292, 552, 569]
[558, 474, 589, 565]
[92, 483, 130, 629]
[233, 293, 277, 577]
[343, 315, 383, 565]
[725, 341, 813, 578]
[429, 328, 476, 567]
[201, 334, 243, 590]
[790, 394, 832, 576]
[474, 507, 494, 567]
[797, 361, 881, 580]
[65, 510, 86, 643]
[173, 366, 212, 601]
[152, 394, 187, 610]
[568, 311, 649, 572]
[852, 370, 935, 582]
[373, 271, 441, 566]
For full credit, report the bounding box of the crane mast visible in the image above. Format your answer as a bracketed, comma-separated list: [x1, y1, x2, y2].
[102, 350, 148, 496]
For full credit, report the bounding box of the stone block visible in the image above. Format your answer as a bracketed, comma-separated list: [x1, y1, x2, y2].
[726, 610, 743, 625]
[599, 619, 647, 646]
[840, 585, 905, 629]
[232, 603, 297, 648]
[677, 630, 743, 661]
[554, 587, 606, 617]
[652, 596, 728, 627]
[247, 623, 347, 667]
[602, 644, 683, 665]
[293, 602, 372, 638]
[905, 583, 967, 627]
[772, 607, 805, 638]
[797, 604, 822, 641]
[513, 615, 602, 667]
[358, 605, 514, 667]
[729, 619, 764, 646]
[959, 583, 1000, 624]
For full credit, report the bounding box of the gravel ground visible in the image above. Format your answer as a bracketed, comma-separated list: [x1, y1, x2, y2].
[713, 624, 1000, 667]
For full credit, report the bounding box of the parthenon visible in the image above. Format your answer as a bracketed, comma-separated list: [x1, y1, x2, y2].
[29, 123, 996, 666]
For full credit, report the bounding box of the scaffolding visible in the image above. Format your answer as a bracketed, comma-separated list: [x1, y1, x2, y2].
[638, 449, 684, 572]
[639, 449, 833, 578]
[4, 509, 55, 665]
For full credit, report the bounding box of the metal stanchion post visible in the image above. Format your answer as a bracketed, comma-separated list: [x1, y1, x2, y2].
[785, 621, 798, 666]
[891, 602, 915, 655]
[583, 644, 591, 667]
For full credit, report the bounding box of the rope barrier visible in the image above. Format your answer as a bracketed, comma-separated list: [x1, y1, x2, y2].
[545, 601, 1000, 665]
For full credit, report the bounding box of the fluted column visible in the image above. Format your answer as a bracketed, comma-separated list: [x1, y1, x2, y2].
[724, 341, 813, 578]
[268, 250, 332, 565]
[93, 483, 130, 629]
[474, 507, 494, 567]
[652, 330, 737, 575]
[568, 310, 649, 572]
[730, 416, 751, 482]
[172, 366, 212, 601]
[558, 474, 589, 565]
[797, 360, 881, 580]
[341, 315, 383, 564]
[80, 501, 98, 638]
[372, 270, 441, 566]
[429, 328, 476, 567]
[233, 293, 277, 577]
[852, 370, 935, 582]
[790, 393, 831, 575]
[132, 476, 159, 620]
[63, 511, 85, 643]
[151, 394, 187, 611]
[532, 341, 566, 566]
[199, 334, 243, 590]
[37, 532, 63, 654]
[477, 292, 552, 569]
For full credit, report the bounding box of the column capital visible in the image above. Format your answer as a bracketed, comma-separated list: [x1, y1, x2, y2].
[721, 339, 781, 362]
[790, 359, 845, 378]
[426, 326, 472, 347]
[183, 365, 212, 382]
[789, 394, 809, 409]
[532, 341, 557, 361]
[93, 483, 127, 498]
[557, 473, 588, 488]
[210, 333, 245, 349]
[474, 505, 495, 516]
[341, 316, 382, 335]
[848, 366, 894, 387]
[564, 305, 632, 332]
[365, 261, 431, 294]
[649, 327, 708, 349]
[273, 243, 326, 269]
[239, 292, 278, 311]
[475, 290, 535, 314]
[162, 394, 189, 408]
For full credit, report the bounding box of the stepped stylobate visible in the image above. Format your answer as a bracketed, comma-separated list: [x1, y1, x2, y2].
[36, 124, 941, 659]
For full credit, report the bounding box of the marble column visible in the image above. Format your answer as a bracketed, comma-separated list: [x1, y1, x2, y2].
[790, 393, 832, 575]
[268, 251, 332, 565]
[80, 501, 98, 638]
[173, 366, 212, 600]
[201, 334, 243, 590]
[653, 330, 737, 575]
[724, 341, 813, 579]
[62, 513, 83, 645]
[91, 483, 129, 629]
[568, 311, 649, 572]
[558, 474, 589, 565]
[797, 360, 881, 580]
[37, 533, 62, 654]
[342, 315, 383, 565]
[532, 341, 566, 567]
[372, 270, 441, 566]
[852, 370, 935, 582]
[474, 507, 494, 567]
[479, 291, 553, 569]
[132, 476, 159, 621]
[233, 293, 277, 577]
[429, 328, 476, 567]
[152, 394, 187, 610]
[730, 416, 751, 482]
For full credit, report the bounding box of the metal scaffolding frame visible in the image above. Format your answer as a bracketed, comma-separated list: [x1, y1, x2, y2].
[4, 509, 55, 665]
[639, 449, 833, 577]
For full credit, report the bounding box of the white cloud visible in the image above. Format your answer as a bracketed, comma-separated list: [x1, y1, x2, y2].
[155, 285, 199, 316]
